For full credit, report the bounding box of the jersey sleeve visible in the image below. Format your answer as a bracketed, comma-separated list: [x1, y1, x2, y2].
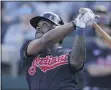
[20, 40, 36, 68]
[20, 40, 46, 69]
[20, 40, 35, 59]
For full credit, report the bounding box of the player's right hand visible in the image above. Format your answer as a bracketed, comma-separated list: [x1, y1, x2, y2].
[74, 8, 100, 28]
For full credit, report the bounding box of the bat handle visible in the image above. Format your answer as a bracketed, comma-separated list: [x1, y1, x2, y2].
[93, 22, 111, 48]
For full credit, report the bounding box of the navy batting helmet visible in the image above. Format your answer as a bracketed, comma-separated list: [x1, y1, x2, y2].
[30, 12, 64, 29]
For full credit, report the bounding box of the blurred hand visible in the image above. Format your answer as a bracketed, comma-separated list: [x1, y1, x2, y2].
[74, 8, 100, 28]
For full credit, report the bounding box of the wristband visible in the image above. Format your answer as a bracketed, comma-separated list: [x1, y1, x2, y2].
[75, 27, 84, 36]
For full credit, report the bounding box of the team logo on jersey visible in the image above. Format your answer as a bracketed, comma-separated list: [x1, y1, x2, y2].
[28, 53, 69, 75]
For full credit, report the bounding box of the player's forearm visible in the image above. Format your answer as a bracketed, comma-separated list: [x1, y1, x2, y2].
[70, 34, 86, 70]
[42, 22, 75, 45]
[27, 23, 75, 55]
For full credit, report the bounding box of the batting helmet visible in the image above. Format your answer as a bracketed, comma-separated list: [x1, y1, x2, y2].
[30, 12, 64, 29]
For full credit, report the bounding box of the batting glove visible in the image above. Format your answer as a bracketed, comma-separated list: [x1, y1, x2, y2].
[74, 8, 100, 28]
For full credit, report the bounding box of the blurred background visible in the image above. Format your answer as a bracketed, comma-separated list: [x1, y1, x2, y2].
[1, 1, 111, 90]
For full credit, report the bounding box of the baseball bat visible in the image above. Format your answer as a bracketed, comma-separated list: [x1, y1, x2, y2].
[93, 22, 111, 48]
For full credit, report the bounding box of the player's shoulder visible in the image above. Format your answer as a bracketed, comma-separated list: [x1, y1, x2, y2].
[21, 40, 32, 47]
[20, 40, 32, 53]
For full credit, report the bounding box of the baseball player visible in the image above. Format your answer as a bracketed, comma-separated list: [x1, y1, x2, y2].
[20, 8, 96, 90]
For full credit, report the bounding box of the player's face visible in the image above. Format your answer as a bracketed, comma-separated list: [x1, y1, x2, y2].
[35, 20, 56, 39]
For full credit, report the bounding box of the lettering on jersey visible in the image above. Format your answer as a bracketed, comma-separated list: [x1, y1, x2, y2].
[28, 53, 69, 75]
